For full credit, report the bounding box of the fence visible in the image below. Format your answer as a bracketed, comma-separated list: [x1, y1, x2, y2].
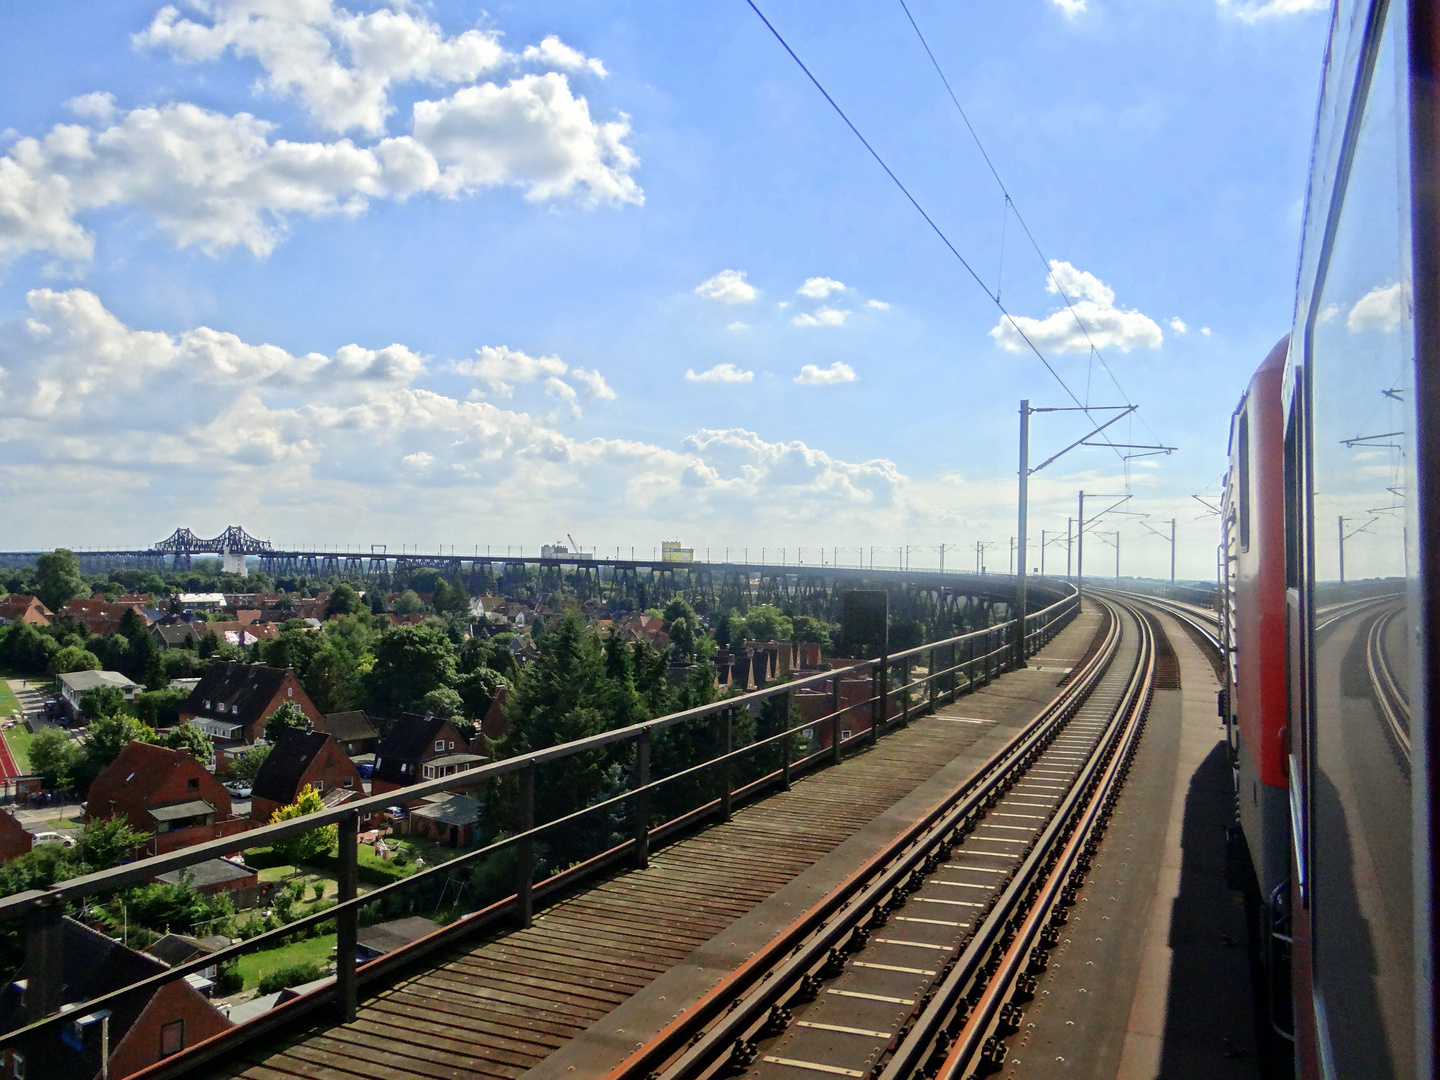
[0, 584, 1079, 1071]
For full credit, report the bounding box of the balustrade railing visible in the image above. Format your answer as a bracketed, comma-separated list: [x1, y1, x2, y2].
[0, 585, 1078, 1072]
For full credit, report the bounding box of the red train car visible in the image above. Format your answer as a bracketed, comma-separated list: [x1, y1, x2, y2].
[1228, 2, 1440, 1076]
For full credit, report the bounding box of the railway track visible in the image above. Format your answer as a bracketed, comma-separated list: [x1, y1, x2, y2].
[1367, 602, 1410, 762]
[605, 595, 1156, 1080]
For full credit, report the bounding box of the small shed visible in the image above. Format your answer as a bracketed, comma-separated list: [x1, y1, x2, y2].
[407, 794, 481, 848]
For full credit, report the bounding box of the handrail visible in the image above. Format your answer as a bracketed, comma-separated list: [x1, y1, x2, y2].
[0, 583, 1078, 1051]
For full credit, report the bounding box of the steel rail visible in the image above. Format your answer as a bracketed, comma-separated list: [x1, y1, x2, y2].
[1366, 603, 1411, 761]
[603, 600, 1126, 1080]
[921, 600, 1154, 1078]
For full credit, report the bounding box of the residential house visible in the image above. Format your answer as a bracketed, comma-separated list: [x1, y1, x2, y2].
[0, 594, 52, 627]
[318, 711, 379, 758]
[478, 686, 511, 741]
[155, 858, 260, 908]
[62, 596, 153, 637]
[0, 916, 232, 1080]
[176, 593, 227, 611]
[57, 670, 142, 721]
[143, 932, 234, 991]
[355, 916, 441, 962]
[248, 730, 362, 824]
[152, 622, 206, 650]
[177, 661, 323, 744]
[407, 794, 481, 848]
[794, 675, 901, 749]
[0, 810, 31, 863]
[370, 716, 484, 800]
[85, 741, 245, 857]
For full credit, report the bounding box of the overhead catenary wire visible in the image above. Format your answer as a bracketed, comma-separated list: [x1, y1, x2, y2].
[896, 0, 1166, 453]
[742, 0, 1129, 456]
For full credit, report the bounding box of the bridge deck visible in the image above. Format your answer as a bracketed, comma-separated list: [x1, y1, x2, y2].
[197, 614, 1103, 1080]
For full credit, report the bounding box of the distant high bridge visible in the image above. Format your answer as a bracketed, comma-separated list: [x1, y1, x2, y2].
[0, 524, 1218, 609]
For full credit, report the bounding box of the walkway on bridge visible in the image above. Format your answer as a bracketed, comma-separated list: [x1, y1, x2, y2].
[198, 613, 1105, 1080]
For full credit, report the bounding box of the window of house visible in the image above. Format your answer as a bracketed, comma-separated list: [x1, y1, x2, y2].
[204, 700, 211, 710]
[11, 1052, 24, 1079]
[287, 687, 293, 697]
[448, 741, 455, 750]
[344, 777, 353, 788]
[841, 730, 852, 741]
[435, 740, 444, 752]
[187, 777, 199, 790]
[160, 1020, 185, 1058]
[401, 763, 409, 773]
[314, 780, 323, 792]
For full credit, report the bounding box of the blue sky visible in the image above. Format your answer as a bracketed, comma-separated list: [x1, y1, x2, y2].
[0, 0, 1329, 578]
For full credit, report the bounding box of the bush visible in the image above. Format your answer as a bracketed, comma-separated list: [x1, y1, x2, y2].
[257, 962, 327, 995]
[215, 959, 243, 995]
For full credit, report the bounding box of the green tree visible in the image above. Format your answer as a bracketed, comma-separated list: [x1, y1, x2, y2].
[744, 605, 793, 642]
[270, 786, 338, 865]
[134, 685, 189, 728]
[456, 667, 507, 721]
[83, 712, 157, 768]
[75, 815, 148, 869]
[79, 685, 126, 720]
[392, 590, 427, 616]
[324, 583, 364, 619]
[163, 722, 214, 761]
[47, 645, 101, 679]
[30, 728, 79, 790]
[420, 685, 464, 720]
[792, 616, 833, 647]
[228, 743, 271, 782]
[35, 549, 87, 613]
[366, 623, 457, 714]
[264, 701, 309, 743]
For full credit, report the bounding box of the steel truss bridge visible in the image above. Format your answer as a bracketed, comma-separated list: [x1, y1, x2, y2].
[0, 525, 1217, 611]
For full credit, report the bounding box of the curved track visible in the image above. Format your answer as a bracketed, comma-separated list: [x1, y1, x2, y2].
[605, 596, 1157, 1080]
[1367, 603, 1410, 762]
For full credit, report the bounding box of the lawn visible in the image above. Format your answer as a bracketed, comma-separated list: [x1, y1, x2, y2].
[0, 682, 17, 718]
[235, 933, 336, 991]
[3, 725, 35, 774]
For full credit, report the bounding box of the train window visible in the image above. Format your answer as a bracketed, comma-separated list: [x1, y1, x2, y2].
[1237, 412, 1251, 551]
[1297, 3, 1415, 1074]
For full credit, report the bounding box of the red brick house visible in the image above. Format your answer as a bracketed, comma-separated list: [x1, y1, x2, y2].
[0, 917, 231, 1080]
[249, 730, 362, 824]
[62, 596, 153, 636]
[178, 661, 323, 745]
[0, 594, 52, 627]
[85, 742, 245, 857]
[0, 810, 31, 863]
[371, 716, 484, 800]
[794, 675, 900, 749]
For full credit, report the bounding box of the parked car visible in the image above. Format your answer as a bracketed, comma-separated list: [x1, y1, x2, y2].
[225, 782, 253, 798]
[356, 763, 374, 779]
[384, 806, 406, 820]
[31, 832, 74, 847]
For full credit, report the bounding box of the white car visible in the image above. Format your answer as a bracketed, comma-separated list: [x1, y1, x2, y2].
[225, 782, 253, 798]
[32, 831, 75, 847]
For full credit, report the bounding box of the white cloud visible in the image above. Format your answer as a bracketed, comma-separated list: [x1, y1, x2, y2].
[1218, 0, 1327, 23]
[1318, 303, 1339, 323]
[570, 367, 616, 400]
[0, 85, 640, 271]
[457, 345, 567, 396]
[67, 92, 118, 124]
[1051, 0, 1087, 15]
[1347, 282, 1405, 333]
[797, 276, 845, 299]
[686, 363, 754, 383]
[794, 361, 857, 385]
[1201, 327, 1212, 337]
[866, 299, 890, 310]
[522, 35, 607, 78]
[1168, 317, 1188, 333]
[989, 259, 1163, 353]
[695, 269, 756, 304]
[792, 306, 849, 328]
[137, 1, 607, 136]
[0, 288, 909, 543]
[727, 321, 749, 331]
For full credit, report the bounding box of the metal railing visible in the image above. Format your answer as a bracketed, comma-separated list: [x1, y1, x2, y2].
[0, 585, 1078, 1069]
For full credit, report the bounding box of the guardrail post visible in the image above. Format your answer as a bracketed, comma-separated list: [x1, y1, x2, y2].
[334, 810, 358, 1023]
[900, 658, 911, 727]
[927, 647, 937, 713]
[830, 675, 843, 765]
[25, 900, 63, 1023]
[634, 731, 651, 869]
[517, 764, 535, 928]
[781, 691, 793, 790]
[721, 709, 734, 821]
[872, 658, 886, 744]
